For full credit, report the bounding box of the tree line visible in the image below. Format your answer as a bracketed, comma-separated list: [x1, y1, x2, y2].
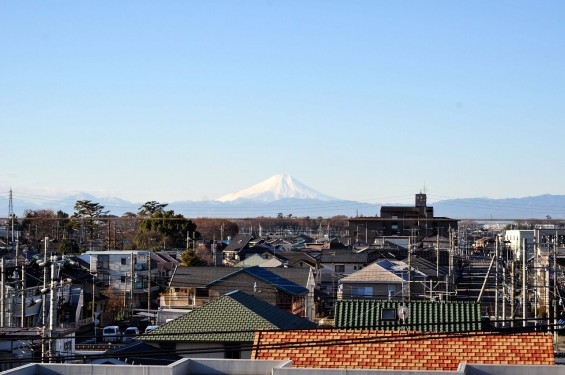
[2, 200, 351, 260]
[7, 200, 231, 255]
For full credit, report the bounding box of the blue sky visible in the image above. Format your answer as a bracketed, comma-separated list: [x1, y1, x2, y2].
[1, 1, 564, 206]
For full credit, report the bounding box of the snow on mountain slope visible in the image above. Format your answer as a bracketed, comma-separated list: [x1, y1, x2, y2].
[216, 174, 337, 202]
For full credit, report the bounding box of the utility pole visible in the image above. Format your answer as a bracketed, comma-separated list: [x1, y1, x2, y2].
[48, 255, 56, 362]
[21, 253, 25, 328]
[407, 235, 412, 302]
[502, 263, 506, 328]
[9, 188, 14, 245]
[436, 234, 440, 278]
[522, 238, 527, 327]
[147, 252, 151, 312]
[449, 227, 454, 277]
[495, 237, 499, 327]
[92, 273, 96, 344]
[113, 224, 117, 250]
[554, 230, 558, 342]
[510, 260, 515, 327]
[1, 258, 4, 327]
[130, 253, 135, 314]
[41, 237, 49, 362]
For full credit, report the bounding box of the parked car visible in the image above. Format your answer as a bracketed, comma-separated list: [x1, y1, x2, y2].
[102, 326, 122, 343]
[123, 326, 140, 343]
[144, 325, 160, 333]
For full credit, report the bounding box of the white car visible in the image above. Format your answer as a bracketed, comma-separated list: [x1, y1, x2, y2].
[145, 325, 160, 333]
[123, 327, 140, 343]
[102, 326, 122, 343]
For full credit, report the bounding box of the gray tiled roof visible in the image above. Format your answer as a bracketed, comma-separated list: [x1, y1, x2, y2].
[169, 267, 234, 288]
[141, 291, 317, 343]
[224, 234, 255, 253]
[274, 251, 317, 267]
[319, 249, 369, 263]
[169, 266, 311, 290]
[207, 266, 308, 296]
[334, 299, 482, 332]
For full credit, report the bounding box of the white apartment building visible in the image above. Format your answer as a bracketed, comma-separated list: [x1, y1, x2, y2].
[504, 230, 535, 261]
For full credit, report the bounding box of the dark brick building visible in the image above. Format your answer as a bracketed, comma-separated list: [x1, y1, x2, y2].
[348, 193, 458, 244]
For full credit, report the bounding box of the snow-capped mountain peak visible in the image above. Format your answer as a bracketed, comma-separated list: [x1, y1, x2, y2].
[216, 174, 336, 202]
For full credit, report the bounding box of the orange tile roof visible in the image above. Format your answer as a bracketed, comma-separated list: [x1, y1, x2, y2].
[252, 329, 554, 371]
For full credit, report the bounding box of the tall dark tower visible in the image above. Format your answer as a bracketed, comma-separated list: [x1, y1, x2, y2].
[415, 193, 428, 217]
[415, 193, 427, 208]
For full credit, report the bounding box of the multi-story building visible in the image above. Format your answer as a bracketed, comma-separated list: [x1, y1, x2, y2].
[348, 193, 458, 245]
[504, 230, 535, 261]
[81, 250, 160, 311]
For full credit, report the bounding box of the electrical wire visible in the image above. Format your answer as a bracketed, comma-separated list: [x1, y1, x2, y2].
[0, 320, 558, 365]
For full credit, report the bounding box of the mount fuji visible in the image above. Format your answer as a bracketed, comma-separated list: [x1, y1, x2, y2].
[217, 174, 336, 202]
[181, 174, 376, 217]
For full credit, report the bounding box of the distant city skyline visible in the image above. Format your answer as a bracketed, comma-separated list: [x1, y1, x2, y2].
[1, 1, 564, 206]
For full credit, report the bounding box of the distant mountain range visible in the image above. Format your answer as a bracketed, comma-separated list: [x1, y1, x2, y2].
[1, 174, 564, 219]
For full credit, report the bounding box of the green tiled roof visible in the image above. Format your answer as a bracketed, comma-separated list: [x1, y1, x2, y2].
[142, 291, 317, 343]
[334, 300, 482, 333]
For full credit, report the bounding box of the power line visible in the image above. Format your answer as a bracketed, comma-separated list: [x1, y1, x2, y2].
[0, 321, 556, 365]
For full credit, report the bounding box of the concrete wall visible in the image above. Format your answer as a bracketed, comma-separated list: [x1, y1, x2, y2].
[464, 364, 561, 375]
[2, 361, 563, 375]
[273, 368, 461, 375]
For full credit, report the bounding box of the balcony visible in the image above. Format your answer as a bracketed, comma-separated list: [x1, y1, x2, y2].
[134, 263, 148, 271]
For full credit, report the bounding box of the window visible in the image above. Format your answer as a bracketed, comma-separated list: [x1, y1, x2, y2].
[121, 257, 127, 265]
[225, 344, 241, 359]
[351, 286, 373, 298]
[121, 276, 126, 283]
[335, 264, 345, 273]
[97, 255, 109, 269]
[388, 285, 396, 296]
[381, 308, 397, 321]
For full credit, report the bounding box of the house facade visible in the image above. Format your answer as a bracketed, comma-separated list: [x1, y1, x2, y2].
[81, 250, 160, 310]
[161, 266, 316, 319]
[338, 259, 426, 300]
